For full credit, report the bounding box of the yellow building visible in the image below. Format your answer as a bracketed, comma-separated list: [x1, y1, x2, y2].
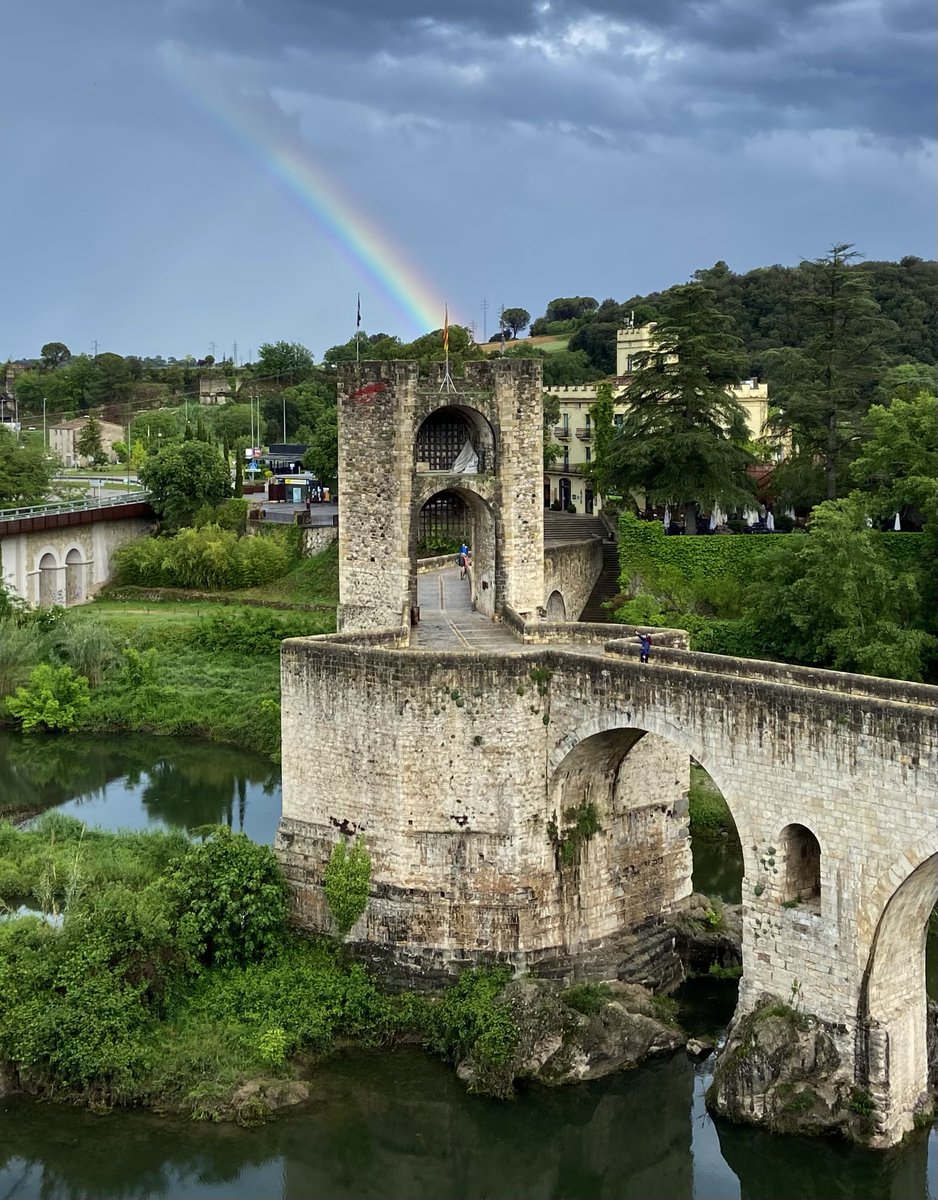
[544, 323, 771, 512]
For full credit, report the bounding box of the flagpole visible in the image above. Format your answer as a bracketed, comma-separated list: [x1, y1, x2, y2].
[355, 293, 361, 364]
[440, 302, 454, 393]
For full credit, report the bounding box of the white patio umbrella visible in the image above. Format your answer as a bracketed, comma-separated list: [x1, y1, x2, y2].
[709, 512, 716, 531]
[766, 511, 775, 531]
[713, 504, 724, 526]
[663, 505, 670, 529]
[893, 512, 901, 531]
[745, 508, 759, 526]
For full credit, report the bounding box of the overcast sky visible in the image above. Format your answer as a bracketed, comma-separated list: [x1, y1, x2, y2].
[3, 0, 935, 362]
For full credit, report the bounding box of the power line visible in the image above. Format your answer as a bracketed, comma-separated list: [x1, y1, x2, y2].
[480, 300, 489, 342]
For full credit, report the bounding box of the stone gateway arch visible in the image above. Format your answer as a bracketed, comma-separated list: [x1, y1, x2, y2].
[278, 359, 938, 1148]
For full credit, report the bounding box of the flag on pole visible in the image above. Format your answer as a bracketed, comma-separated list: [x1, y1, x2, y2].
[356, 294, 361, 329]
[442, 304, 449, 355]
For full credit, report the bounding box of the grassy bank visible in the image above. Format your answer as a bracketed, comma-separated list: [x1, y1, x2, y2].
[0, 561, 339, 758]
[0, 820, 517, 1123]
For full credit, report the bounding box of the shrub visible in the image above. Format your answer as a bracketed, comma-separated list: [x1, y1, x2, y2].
[562, 981, 612, 1016]
[188, 608, 322, 655]
[166, 829, 288, 969]
[112, 537, 169, 588]
[237, 535, 290, 587]
[323, 838, 372, 938]
[426, 967, 518, 1076]
[7, 664, 91, 732]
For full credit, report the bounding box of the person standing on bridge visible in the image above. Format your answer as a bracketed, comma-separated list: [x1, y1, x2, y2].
[460, 549, 472, 580]
[639, 632, 652, 664]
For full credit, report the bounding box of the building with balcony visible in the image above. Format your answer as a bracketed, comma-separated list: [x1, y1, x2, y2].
[544, 323, 773, 512]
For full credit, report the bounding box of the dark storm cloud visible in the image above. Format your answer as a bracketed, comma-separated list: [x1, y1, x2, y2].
[161, 0, 934, 148]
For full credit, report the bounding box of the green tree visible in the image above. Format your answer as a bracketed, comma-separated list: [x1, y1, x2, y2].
[750, 497, 935, 680]
[0, 426, 56, 507]
[40, 342, 71, 370]
[256, 341, 315, 385]
[873, 362, 937, 404]
[500, 307, 530, 339]
[303, 407, 338, 484]
[850, 393, 937, 525]
[75, 417, 107, 466]
[764, 244, 892, 504]
[606, 285, 755, 533]
[129, 408, 183, 453]
[323, 837, 371, 938]
[139, 440, 231, 529]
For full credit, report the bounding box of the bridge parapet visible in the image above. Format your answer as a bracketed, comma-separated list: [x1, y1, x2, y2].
[603, 640, 938, 707]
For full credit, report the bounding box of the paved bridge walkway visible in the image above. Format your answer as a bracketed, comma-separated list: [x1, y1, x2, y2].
[411, 567, 521, 651]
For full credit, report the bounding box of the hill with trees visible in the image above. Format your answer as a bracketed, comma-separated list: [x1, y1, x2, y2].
[520, 253, 937, 380]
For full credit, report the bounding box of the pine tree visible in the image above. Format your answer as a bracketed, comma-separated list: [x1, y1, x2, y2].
[764, 244, 892, 503]
[606, 285, 756, 533]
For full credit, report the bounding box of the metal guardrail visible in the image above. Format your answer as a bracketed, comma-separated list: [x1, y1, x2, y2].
[0, 492, 150, 523]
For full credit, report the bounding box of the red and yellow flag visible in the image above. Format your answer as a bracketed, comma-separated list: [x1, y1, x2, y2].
[442, 304, 449, 355]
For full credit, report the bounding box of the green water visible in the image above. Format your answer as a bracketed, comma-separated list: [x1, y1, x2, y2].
[0, 1048, 934, 1200]
[0, 729, 282, 842]
[0, 734, 934, 1198]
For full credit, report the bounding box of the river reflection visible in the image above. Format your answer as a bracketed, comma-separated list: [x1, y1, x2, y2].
[0, 1050, 934, 1200]
[0, 731, 282, 843]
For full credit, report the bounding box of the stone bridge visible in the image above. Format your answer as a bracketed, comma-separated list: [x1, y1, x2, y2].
[0, 494, 153, 607]
[279, 626, 937, 1147]
[278, 357, 938, 1147]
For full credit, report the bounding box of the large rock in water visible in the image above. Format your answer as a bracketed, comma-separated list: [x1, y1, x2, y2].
[456, 979, 683, 1096]
[707, 995, 867, 1140]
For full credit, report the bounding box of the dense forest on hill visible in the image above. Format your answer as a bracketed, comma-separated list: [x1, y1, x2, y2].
[528, 256, 938, 378]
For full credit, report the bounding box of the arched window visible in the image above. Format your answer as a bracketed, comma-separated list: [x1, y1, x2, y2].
[779, 823, 821, 906]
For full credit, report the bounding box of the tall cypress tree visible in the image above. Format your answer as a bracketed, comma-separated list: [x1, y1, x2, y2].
[764, 244, 891, 504]
[607, 285, 755, 533]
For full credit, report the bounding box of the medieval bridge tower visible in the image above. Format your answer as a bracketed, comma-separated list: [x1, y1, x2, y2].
[335, 358, 545, 630]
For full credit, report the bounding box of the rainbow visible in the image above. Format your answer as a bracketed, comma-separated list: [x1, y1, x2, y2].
[160, 42, 448, 337]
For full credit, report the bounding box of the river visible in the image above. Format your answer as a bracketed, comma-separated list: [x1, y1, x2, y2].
[0, 732, 934, 1200]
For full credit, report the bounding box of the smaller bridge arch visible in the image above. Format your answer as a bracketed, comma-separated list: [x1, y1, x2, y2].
[776, 822, 822, 907]
[545, 590, 566, 621]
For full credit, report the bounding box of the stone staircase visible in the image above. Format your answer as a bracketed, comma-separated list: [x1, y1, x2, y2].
[542, 511, 606, 544]
[579, 541, 622, 623]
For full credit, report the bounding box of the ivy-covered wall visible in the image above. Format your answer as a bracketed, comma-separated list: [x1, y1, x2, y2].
[617, 512, 929, 590]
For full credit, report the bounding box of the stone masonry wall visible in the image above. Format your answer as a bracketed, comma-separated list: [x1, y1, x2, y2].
[543, 537, 603, 620]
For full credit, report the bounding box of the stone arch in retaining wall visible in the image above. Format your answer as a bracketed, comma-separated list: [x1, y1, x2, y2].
[64, 545, 86, 605]
[37, 549, 60, 608]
